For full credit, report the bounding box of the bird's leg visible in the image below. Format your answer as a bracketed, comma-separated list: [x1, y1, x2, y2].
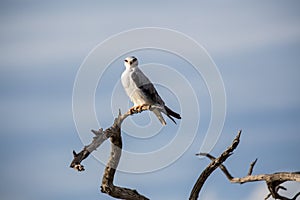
[129, 106, 142, 114]
[129, 104, 151, 114]
[137, 104, 151, 112]
[135, 105, 143, 113]
[129, 106, 137, 114]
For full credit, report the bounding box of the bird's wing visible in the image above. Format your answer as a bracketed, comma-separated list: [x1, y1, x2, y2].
[131, 68, 165, 105]
[121, 70, 130, 88]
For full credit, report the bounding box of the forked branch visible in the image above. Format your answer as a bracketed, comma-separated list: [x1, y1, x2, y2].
[189, 130, 242, 200]
[193, 130, 300, 200]
[70, 109, 299, 200]
[70, 104, 154, 200]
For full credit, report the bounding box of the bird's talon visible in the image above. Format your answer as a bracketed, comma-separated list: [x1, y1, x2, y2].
[129, 106, 142, 114]
[129, 105, 150, 114]
[143, 104, 150, 111]
[129, 107, 136, 114]
[137, 105, 143, 113]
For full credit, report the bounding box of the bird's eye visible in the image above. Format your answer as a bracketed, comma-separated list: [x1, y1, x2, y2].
[124, 60, 128, 63]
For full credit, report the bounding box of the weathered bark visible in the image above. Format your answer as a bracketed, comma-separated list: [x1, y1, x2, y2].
[70, 105, 153, 200]
[70, 109, 299, 200]
[194, 131, 300, 200]
[189, 130, 242, 200]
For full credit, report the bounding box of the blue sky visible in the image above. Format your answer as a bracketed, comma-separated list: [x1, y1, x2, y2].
[0, 1, 300, 200]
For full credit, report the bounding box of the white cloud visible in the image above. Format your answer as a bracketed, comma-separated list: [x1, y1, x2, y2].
[1, 1, 299, 68]
[246, 184, 269, 200]
[200, 189, 219, 200]
[279, 182, 300, 199]
[246, 182, 300, 200]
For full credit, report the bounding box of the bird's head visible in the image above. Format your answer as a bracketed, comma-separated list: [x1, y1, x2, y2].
[124, 56, 138, 69]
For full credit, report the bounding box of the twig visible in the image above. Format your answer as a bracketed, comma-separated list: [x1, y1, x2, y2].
[196, 153, 234, 180]
[247, 158, 257, 176]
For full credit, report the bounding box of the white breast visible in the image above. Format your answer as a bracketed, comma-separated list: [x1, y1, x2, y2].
[121, 68, 148, 106]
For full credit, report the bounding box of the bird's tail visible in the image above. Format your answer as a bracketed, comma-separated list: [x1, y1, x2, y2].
[152, 109, 167, 126]
[165, 106, 181, 124]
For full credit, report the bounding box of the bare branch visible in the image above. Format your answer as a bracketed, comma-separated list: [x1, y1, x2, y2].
[70, 105, 153, 200]
[69, 105, 152, 171]
[247, 158, 257, 176]
[229, 172, 300, 184]
[196, 153, 233, 180]
[100, 114, 149, 200]
[189, 130, 242, 200]
[70, 104, 300, 200]
[199, 141, 300, 200]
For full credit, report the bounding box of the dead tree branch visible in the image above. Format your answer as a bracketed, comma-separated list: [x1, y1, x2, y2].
[70, 106, 299, 200]
[189, 130, 242, 200]
[195, 131, 300, 200]
[70, 105, 154, 200]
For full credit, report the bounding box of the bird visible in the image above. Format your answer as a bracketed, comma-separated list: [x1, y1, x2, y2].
[121, 56, 181, 125]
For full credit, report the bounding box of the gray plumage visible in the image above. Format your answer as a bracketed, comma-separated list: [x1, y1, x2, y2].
[121, 56, 181, 125]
